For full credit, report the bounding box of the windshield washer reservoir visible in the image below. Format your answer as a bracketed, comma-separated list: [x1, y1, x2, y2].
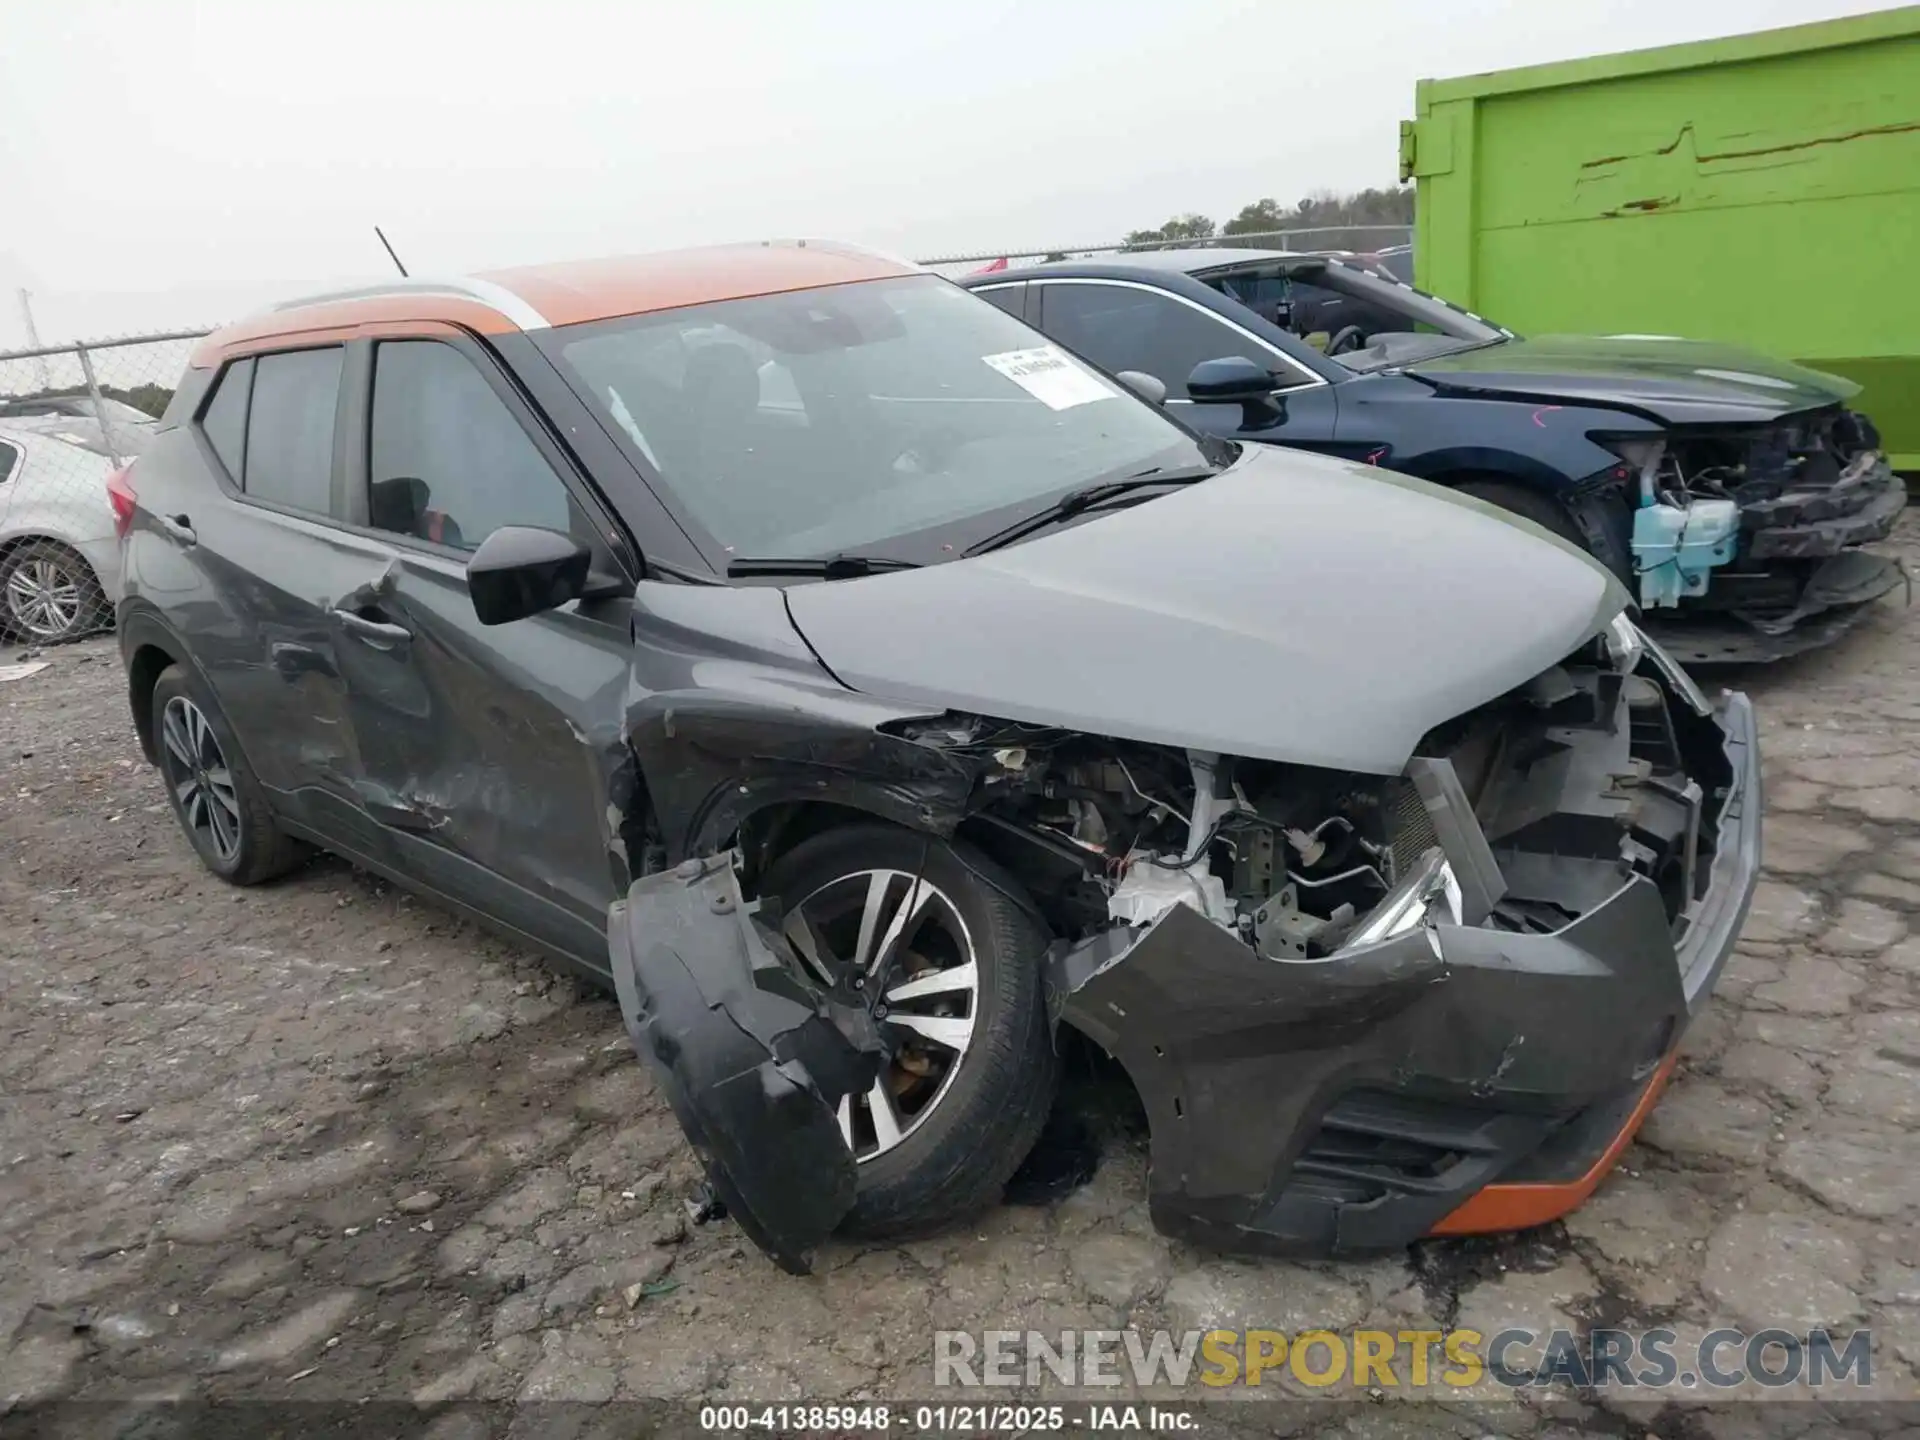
[1633, 499, 1740, 609]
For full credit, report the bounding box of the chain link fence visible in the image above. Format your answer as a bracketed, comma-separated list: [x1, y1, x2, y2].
[0, 330, 207, 647]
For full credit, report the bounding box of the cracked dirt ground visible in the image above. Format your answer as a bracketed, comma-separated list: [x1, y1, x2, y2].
[6, 523, 1920, 1438]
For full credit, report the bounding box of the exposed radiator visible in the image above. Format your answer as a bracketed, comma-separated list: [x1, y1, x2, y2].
[1383, 778, 1439, 883]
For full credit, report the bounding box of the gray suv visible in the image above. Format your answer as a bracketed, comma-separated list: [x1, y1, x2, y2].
[113, 242, 1759, 1272]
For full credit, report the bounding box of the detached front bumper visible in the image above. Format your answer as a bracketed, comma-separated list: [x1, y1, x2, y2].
[1646, 567, 1905, 665]
[1649, 452, 1908, 665]
[609, 858, 884, 1275]
[1052, 690, 1761, 1256]
[1742, 451, 1905, 560]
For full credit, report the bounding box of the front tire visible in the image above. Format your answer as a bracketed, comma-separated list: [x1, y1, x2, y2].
[151, 664, 307, 885]
[760, 824, 1058, 1238]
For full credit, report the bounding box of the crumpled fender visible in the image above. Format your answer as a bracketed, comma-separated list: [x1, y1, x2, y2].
[619, 583, 984, 865]
[609, 854, 884, 1274]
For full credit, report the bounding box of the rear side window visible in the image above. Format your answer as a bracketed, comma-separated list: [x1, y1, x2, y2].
[199, 359, 252, 481]
[0, 439, 20, 483]
[244, 348, 342, 514]
[367, 340, 577, 552]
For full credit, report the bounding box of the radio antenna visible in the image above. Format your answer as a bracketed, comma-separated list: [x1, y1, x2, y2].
[373, 226, 409, 277]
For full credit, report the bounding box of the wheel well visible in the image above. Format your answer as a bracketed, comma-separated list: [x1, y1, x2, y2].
[1422, 466, 1558, 501]
[729, 800, 1156, 1161]
[729, 799, 1091, 935]
[0, 532, 98, 570]
[1431, 469, 1633, 577]
[126, 641, 178, 765]
[732, 800, 904, 892]
[1051, 1022, 1152, 1137]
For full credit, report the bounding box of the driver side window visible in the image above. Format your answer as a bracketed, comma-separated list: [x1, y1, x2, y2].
[1036, 282, 1291, 400]
[368, 341, 580, 552]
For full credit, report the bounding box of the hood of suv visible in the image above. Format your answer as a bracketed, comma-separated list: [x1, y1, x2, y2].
[1409, 335, 1860, 426]
[783, 447, 1628, 775]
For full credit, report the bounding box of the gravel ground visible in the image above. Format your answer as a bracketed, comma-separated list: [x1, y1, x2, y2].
[6, 525, 1920, 1436]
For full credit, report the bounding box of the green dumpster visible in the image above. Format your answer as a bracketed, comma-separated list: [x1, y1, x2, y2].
[1402, 6, 1920, 469]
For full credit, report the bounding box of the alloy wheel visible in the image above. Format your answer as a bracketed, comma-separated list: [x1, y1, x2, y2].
[159, 696, 242, 863]
[781, 868, 980, 1162]
[4, 556, 82, 639]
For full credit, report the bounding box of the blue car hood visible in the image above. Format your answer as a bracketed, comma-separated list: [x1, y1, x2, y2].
[1409, 335, 1860, 426]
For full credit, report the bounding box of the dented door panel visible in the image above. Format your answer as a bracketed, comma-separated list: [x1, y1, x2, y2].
[339, 547, 635, 965]
[225, 522, 423, 859]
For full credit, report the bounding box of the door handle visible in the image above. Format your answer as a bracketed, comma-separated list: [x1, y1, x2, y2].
[329, 607, 412, 650]
[158, 513, 196, 546]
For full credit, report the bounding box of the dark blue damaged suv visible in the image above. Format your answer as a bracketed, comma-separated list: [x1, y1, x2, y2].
[965, 248, 1903, 665]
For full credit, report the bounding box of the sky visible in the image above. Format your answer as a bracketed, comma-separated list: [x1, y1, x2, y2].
[0, 0, 1902, 346]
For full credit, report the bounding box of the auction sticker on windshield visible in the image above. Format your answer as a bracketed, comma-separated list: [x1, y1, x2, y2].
[982, 346, 1118, 410]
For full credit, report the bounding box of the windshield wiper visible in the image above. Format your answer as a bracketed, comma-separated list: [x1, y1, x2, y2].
[725, 553, 922, 580]
[962, 466, 1216, 557]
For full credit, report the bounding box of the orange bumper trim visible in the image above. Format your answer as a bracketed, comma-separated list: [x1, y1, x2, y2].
[1426, 1051, 1680, 1237]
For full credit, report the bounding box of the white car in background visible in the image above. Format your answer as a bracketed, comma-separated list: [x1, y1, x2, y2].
[0, 410, 149, 643]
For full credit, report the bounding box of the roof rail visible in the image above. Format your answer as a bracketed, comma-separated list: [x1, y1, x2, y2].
[766, 237, 924, 271]
[268, 276, 551, 332]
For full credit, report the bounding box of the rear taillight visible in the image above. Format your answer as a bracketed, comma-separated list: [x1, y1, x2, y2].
[107, 465, 138, 540]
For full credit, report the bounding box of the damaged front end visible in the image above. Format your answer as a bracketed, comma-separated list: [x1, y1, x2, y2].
[611, 617, 1759, 1267]
[1031, 618, 1759, 1255]
[1613, 407, 1908, 664]
[1059, 637, 1758, 1259]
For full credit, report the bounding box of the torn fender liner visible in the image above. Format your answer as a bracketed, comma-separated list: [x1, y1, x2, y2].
[609, 855, 883, 1274]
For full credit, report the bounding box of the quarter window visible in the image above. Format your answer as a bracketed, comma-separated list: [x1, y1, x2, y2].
[972, 284, 1027, 320]
[1038, 283, 1280, 399]
[367, 341, 577, 552]
[243, 348, 342, 514]
[0, 439, 19, 483]
[198, 358, 252, 482]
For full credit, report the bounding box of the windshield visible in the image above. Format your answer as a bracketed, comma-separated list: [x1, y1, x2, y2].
[549, 274, 1206, 562]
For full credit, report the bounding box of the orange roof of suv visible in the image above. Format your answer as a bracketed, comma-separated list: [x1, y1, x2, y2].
[191, 239, 917, 366]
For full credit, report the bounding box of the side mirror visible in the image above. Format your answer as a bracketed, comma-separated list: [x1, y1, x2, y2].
[1187, 356, 1286, 430]
[1114, 370, 1167, 406]
[466, 526, 592, 626]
